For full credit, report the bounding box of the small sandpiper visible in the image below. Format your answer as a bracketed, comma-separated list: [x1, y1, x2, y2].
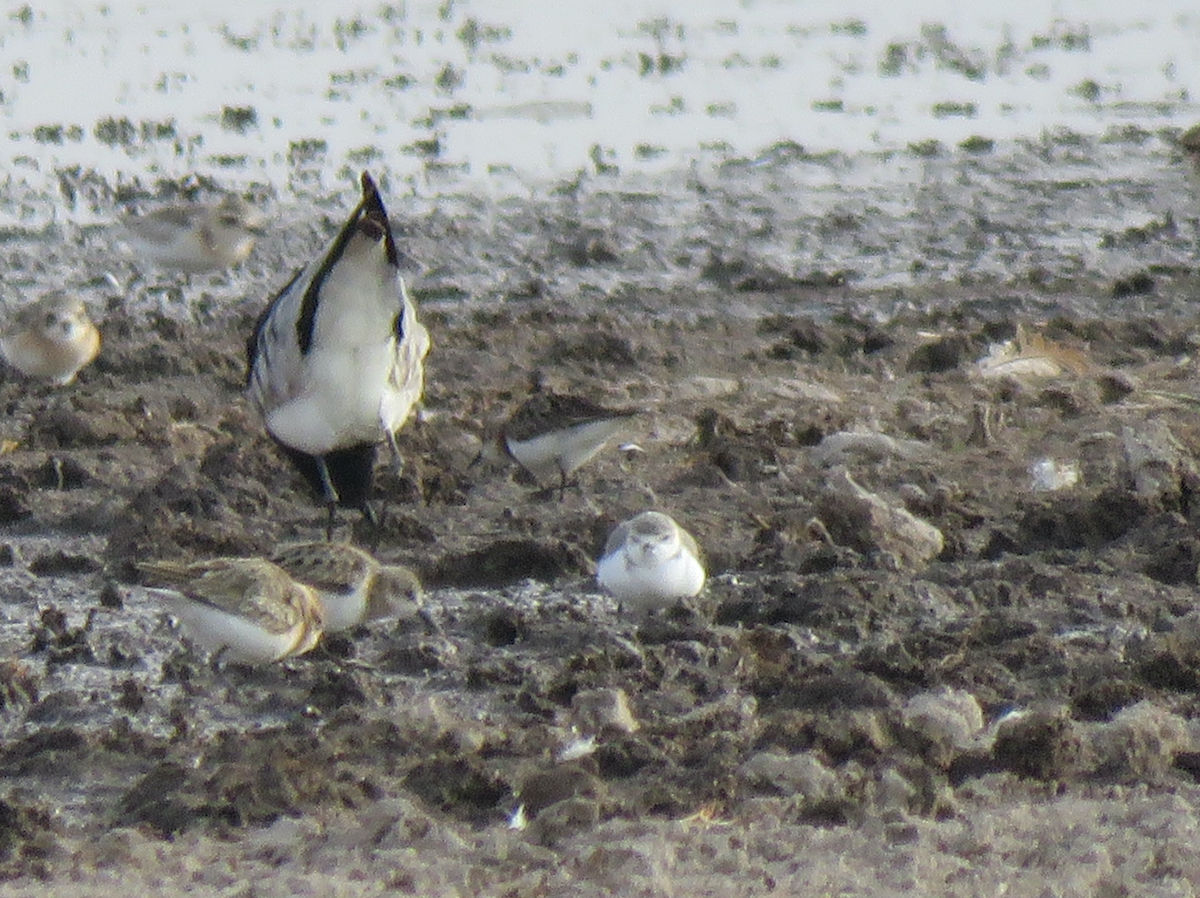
[246, 172, 430, 536]
[0, 292, 101, 385]
[268, 541, 424, 632]
[121, 194, 265, 274]
[137, 557, 324, 665]
[480, 391, 638, 498]
[596, 511, 706, 614]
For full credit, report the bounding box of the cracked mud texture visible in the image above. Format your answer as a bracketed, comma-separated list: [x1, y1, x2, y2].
[3, 143, 1200, 894]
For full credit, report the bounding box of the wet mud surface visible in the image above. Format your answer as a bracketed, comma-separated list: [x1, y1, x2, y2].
[1, 142, 1200, 893]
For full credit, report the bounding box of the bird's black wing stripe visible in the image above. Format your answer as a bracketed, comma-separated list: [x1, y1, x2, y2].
[294, 177, 375, 355]
[245, 265, 304, 386]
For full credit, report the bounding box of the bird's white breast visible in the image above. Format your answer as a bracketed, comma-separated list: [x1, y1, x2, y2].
[265, 341, 395, 454]
[311, 233, 400, 347]
[316, 584, 371, 632]
[260, 233, 406, 454]
[596, 539, 706, 611]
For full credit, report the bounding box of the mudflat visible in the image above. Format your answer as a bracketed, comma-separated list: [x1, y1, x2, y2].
[0, 140, 1199, 894]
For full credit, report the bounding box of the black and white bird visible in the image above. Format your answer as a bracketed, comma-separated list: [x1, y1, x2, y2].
[246, 172, 430, 535]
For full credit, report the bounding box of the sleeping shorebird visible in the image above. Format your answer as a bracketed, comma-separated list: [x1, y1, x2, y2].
[0, 292, 101, 385]
[121, 194, 264, 274]
[479, 391, 638, 499]
[246, 171, 430, 537]
[596, 511, 706, 615]
[268, 541, 424, 632]
[137, 557, 324, 665]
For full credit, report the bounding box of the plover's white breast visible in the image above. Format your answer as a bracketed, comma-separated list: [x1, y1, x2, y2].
[596, 546, 706, 602]
[597, 511, 706, 613]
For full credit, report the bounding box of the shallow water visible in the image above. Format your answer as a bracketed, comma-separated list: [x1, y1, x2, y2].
[4, 0, 1198, 186]
[1, 1, 1199, 294]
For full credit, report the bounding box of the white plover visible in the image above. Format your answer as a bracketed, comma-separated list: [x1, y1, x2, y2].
[596, 511, 706, 614]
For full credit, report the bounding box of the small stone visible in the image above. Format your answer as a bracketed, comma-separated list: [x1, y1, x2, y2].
[816, 467, 944, 569]
[901, 688, 985, 767]
[572, 687, 638, 736]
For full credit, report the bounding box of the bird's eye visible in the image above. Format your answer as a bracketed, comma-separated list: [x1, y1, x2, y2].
[44, 313, 59, 328]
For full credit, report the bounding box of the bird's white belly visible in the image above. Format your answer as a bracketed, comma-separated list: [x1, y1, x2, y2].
[158, 592, 297, 664]
[266, 344, 393, 454]
[596, 549, 706, 606]
[508, 418, 625, 481]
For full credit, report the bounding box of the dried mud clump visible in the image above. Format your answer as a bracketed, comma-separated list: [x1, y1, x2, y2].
[992, 706, 1082, 780]
[0, 798, 59, 880]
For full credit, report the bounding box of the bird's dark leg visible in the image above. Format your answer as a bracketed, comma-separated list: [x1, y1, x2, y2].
[558, 467, 569, 502]
[316, 456, 340, 541]
[380, 429, 404, 532]
[385, 428, 405, 479]
[362, 501, 383, 552]
[210, 644, 230, 672]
